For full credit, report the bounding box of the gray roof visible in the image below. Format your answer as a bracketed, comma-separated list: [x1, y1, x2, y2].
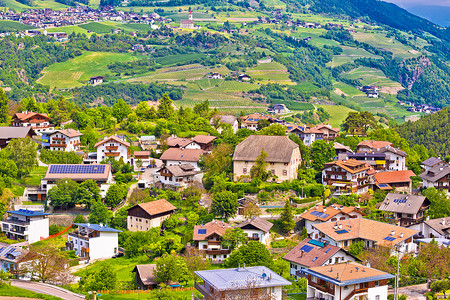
[236, 217, 273, 233]
[378, 145, 408, 157]
[334, 142, 353, 153]
[159, 164, 198, 177]
[379, 193, 429, 214]
[423, 217, 450, 236]
[0, 127, 35, 139]
[195, 266, 291, 291]
[233, 135, 299, 163]
[422, 157, 444, 167]
[419, 163, 450, 182]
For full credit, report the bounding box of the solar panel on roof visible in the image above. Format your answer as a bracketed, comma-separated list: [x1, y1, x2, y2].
[312, 256, 318, 262]
[378, 184, 388, 187]
[336, 229, 348, 234]
[308, 240, 325, 248]
[310, 211, 329, 219]
[49, 165, 106, 174]
[198, 229, 207, 234]
[384, 236, 396, 241]
[325, 248, 331, 253]
[300, 245, 313, 252]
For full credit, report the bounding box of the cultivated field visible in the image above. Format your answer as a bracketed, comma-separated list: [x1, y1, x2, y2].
[0, 20, 34, 31]
[246, 61, 294, 85]
[326, 46, 383, 67]
[340, 67, 403, 94]
[1, 0, 68, 11]
[38, 51, 141, 88]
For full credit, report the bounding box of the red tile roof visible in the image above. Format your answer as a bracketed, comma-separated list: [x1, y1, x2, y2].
[132, 199, 176, 216]
[94, 136, 130, 148]
[357, 140, 393, 150]
[193, 220, 231, 241]
[283, 238, 342, 267]
[374, 170, 415, 184]
[160, 148, 204, 162]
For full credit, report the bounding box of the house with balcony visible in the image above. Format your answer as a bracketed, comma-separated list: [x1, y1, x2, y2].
[419, 161, 450, 193]
[11, 111, 53, 134]
[338, 152, 387, 170]
[193, 220, 232, 263]
[153, 163, 200, 190]
[240, 113, 276, 131]
[283, 238, 358, 280]
[322, 159, 370, 195]
[39, 164, 113, 199]
[298, 204, 364, 233]
[47, 129, 82, 152]
[67, 223, 121, 261]
[0, 209, 49, 244]
[378, 145, 407, 171]
[131, 151, 152, 170]
[378, 193, 430, 227]
[0, 244, 31, 278]
[160, 148, 204, 171]
[233, 135, 301, 182]
[193, 135, 217, 152]
[421, 157, 445, 173]
[303, 262, 394, 300]
[194, 266, 291, 300]
[312, 124, 340, 141]
[127, 199, 176, 231]
[0, 127, 36, 149]
[311, 218, 418, 255]
[94, 136, 130, 163]
[236, 217, 273, 245]
[166, 136, 201, 150]
[409, 216, 450, 239]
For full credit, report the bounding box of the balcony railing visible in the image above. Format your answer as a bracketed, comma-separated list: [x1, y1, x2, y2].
[205, 249, 231, 255]
[105, 146, 118, 150]
[68, 232, 90, 241]
[49, 143, 67, 147]
[309, 281, 335, 295]
[105, 152, 120, 157]
[52, 137, 65, 141]
[325, 170, 347, 176]
[248, 236, 260, 241]
[207, 240, 221, 246]
[2, 218, 29, 226]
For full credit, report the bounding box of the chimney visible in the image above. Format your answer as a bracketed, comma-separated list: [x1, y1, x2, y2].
[323, 207, 327, 212]
[329, 267, 333, 272]
[300, 250, 304, 257]
[400, 233, 403, 238]
[391, 230, 395, 236]
[100, 223, 103, 227]
[442, 218, 446, 226]
[338, 224, 342, 229]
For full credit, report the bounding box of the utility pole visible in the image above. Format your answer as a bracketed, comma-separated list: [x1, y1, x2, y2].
[395, 246, 400, 300]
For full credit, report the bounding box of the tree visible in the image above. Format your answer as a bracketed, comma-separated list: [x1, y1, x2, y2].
[224, 241, 273, 268]
[155, 252, 191, 285]
[112, 98, 132, 122]
[310, 140, 335, 171]
[257, 119, 270, 130]
[182, 247, 211, 278]
[430, 280, 450, 298]
[279, 200, 295, 233]
[79, 263, 117, 291]
[348, 240, 365, 257]
[211, 190, 238, 220]
[258, 124, 286, 136]
[135, 101, 150, 120]
[203, 143, 233, 176]
[76, 180, 101, 209]
[242, 199, 262, 219]
[105, 183, 127, 207]
[157, 93, 174, 119]
[88, 200, 112, 225]
[73, 214, 86, 223]
[0, 88, 8, 123]
[250, 149, 269, 181]
[343, 111, 377, 136]
[47, 179, 79, 209]
[6, 138, 37, 177]
[222, 228, 248, 250]
[27, 244, 73, 284]
[272, 257, 290, 279]
[422, 187, 450, 219]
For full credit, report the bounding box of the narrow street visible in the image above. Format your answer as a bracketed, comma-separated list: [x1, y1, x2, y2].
[11, 280, 85, 300]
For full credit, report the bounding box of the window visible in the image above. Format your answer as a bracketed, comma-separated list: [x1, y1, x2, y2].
[375, 281, 379, 287]
[270, 162, 274, 166]
[245, 161, 248, 164]
[202, 245, 207, 249]
[344, 285, 348, 290]
[283, 170, 287, 176]
[271, 169, 275, 175]
[375, 296, 380, 300]
[243, 168, 247, 174]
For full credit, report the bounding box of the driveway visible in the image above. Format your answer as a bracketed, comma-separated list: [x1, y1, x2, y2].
[11, 280, 84, 300]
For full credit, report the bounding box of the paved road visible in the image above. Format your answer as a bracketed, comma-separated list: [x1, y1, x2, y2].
[389, 283, 427, 300]
[11, 280, 84, 300]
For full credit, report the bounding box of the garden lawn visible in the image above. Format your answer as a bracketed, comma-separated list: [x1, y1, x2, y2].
[98, 289, 202, 299]
[37, 51, 141, 89]
[0, 283, 62, 299]
[317, 105, 356, 127]
[75, 255, 150, 282]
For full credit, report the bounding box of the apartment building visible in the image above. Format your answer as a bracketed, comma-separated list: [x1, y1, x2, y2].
[48, 129, 82, 152]
[322, 159, 370, 195]
[95, 136, 130, 163]
[1, 209, 49, 243]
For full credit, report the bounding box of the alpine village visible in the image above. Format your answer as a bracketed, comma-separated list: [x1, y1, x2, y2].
[0, 0, 448, 298]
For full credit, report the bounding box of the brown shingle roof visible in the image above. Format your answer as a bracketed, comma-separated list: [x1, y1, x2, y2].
[374, 170, 415, 184]
[313, 218, 418, 247]
[299, 204, 363, 222]
[379, 193, 429, 215]
[233, 135, 299, 163]
[94, 136, 130, 148]
[357, 140, 393, 150]
[132, 264, 156, 286]
[193, 220, 231, 241]
[133, 151, 151, 157]
[52, 129, 82, 138]
[323, 159, 369, 174]
[13, 112, 49, 122]
[283, 238, 343, 267]
[423, 217, 450, 236]
[306, 262, 394, 284]
[236, 216, 273, 233]
[160, 148, 204, 162]
[132, 199, 176, 216]
[193, 135, 217, 145]
[0, 127, 36, 139]
[166, 137, 196, 148]
[158, 164, 198, 177]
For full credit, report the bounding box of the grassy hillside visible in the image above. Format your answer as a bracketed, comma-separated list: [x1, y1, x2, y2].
[0, 20, 34, 32]
[38, 51, 141, 88]
[0, 0, 69, 11]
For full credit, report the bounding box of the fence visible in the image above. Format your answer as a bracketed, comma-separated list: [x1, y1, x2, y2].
[97, 287, 196, 294]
